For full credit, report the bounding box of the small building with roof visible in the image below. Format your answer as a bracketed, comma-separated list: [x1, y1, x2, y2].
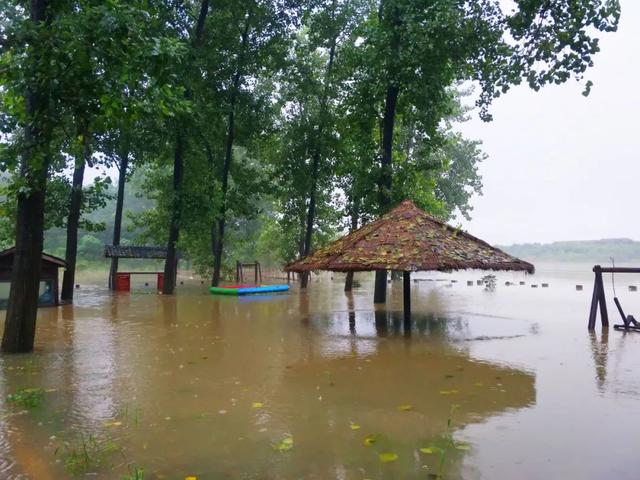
[105, 245, 176, 291]
[0, 247, 67, 308]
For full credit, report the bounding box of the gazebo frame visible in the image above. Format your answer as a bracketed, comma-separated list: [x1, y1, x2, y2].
[588, 265, 640, 331]
[285, 200, 533, 319]
[105, 245, 177, 291]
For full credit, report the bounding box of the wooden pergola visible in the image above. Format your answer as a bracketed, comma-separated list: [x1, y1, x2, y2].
[105, 245, 176, 291]
[284, 200, 534, 319]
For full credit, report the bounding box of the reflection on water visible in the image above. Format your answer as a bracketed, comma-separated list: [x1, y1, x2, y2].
[2, 266, 640, 478]
[590, 329, 609, 391]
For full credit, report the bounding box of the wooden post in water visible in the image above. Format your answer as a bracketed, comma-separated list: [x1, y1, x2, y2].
[595, 266, 608, 327]
[403, 271, 411, 323]
[588, 265, 609, 330]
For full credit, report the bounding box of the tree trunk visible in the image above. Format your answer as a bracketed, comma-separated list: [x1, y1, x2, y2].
[373, 83, 399, 304]
[162, 0, 211, 294]
[162, 132, 185, 294]
[109, 143, 129, 290]
[300, 31, 337, 290]
[1, 0, 52, 354]
[211, 15, 251, 287]
[344, 199, 359, 292]
[61, 128, 90, 302]
[211, 98, 235, 287]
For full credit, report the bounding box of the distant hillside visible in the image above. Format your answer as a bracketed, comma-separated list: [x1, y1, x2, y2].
[498, 238, 640, 263]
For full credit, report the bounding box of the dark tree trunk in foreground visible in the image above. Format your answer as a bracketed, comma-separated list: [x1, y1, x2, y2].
[373, 83, 399, 304]
[212, 15, 251, 287]
[1, 0, 52, 353]
[61, 129, 91, 302]
[163, 132, 185, 294]
[109, 143, 129, 290]
[162, 0, 210, 294]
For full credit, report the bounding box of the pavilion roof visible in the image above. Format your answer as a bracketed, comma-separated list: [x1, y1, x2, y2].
[0, 247, 66, 268]
[284, 200, 534, 274]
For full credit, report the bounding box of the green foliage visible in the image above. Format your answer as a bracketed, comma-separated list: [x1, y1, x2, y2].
[78, 235, 104, 261]
[0, 0, 620, 280]
[122, 465, 145, 480]
[6, 387, 45, 408]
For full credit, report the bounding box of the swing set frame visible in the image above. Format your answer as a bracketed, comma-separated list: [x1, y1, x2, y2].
[588, 265, 640, 331]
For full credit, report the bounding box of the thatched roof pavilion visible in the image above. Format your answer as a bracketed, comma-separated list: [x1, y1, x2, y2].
[285, 200, 534, 318]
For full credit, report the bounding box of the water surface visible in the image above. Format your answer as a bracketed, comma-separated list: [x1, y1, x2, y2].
[1, 263, 639, 479]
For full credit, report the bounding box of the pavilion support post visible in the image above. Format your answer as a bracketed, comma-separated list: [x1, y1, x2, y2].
[403, 271, 411, 323]
[344, 271, 354, 292]
[374, 270, 387, 303]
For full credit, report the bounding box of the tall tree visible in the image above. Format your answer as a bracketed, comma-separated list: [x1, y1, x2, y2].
[210, 0, 296, 286]
[162, 0, 211, 294]
[1, 0, 187, 349]
[211, 8, 252, 287]
[349, 0, 621, 303]
[60, 127, 91, 301]
[108, 135, 129, 290]
[0, 0, 53, 353]
[299, 2, 339, 289]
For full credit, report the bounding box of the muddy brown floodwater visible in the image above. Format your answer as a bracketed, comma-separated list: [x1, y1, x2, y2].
[2, 263, 640, 479]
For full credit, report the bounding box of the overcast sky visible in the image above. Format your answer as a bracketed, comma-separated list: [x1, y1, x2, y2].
[456, 0, 639, 245]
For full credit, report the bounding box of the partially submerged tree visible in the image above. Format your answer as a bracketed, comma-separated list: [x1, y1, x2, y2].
[345, 0, 621, 302]
[0, 0, 187, 351]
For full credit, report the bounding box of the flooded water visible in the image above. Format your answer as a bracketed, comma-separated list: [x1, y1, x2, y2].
[1, 263, 640, 479]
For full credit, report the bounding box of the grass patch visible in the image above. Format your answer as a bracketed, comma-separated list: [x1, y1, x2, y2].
[6, 388, 45, 408]
[122, 464, 145, 480]
[55, 433, 122, 475]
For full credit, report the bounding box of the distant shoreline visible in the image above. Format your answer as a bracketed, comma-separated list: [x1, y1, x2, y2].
[497, 238, 640, 263]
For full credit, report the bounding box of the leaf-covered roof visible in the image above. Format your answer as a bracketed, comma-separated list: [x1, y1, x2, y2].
[284, 200, 534, 273]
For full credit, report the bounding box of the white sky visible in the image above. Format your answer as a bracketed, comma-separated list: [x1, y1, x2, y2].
[456, 0, 639, 245]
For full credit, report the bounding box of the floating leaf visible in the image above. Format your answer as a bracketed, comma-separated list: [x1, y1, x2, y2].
[185, 477, 198, 480]
[439, 390, 459, 395]
[350, 423, 361, 430]
[363, 434, 377, 446]
[455, 443, 471, 451]
[103, 421, 122, 427]
[397, 404, 413, 411]
[273, 436, 294, 452]
[252, 402, 264, 409]
[379, 452, 398, 463]
[419, 447, 434, 454]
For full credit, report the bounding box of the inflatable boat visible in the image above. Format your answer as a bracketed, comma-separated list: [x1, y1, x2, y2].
[208, 284, 290, 296]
